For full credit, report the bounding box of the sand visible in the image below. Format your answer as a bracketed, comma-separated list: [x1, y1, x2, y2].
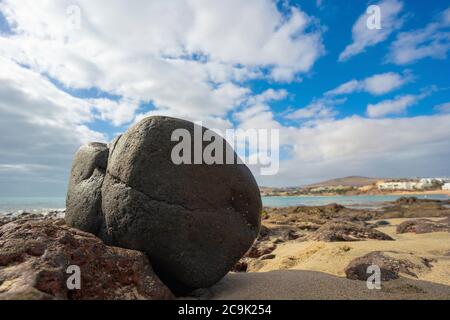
[201, 217, 450, 300]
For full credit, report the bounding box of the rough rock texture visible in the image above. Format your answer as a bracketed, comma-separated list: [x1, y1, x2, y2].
[308, 221, 394, 242]
[65, 143, 108, 235]
[0, 215, 14, 227]
[0, 219, 173, 300]
[397, 218, 450, 234]
[66, 116, 262, 293]
[345, 251, 434, 281]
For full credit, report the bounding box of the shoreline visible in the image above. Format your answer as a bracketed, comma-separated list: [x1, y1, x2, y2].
[2, 192, 450, 214]
[261, 190, 450, 198]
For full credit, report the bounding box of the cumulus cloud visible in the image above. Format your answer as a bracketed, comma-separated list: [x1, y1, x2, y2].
[0, 0, 325, 127]
[0, 57, 105, 196]
[89, 98, 140, 127]
[339, 0, 404, 61]
[326, 72, 410, 96]
[366, 93, 427, 118]
[0, 0, 448, 193]
[284, 98, 345, 120]
[434, 102, 450, 114]
[0, 0, 323, 89]
[0, 0, 326, 193]
[387, 7, 450, 65]
[257, 114, 450, 186]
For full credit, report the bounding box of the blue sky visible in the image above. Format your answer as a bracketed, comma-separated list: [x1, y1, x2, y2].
[0, 0, 449, 196]
[66, 0, 450, 137]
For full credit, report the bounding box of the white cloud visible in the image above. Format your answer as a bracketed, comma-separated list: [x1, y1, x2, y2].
[0, 0, 327, 194]
[0, 0, 448, 192]
[326, 72, 410, 96]
[366, 93, 424, 118]
[248, 89, 288, 105]
[339, 0, 404, 61]
[387, 9, 450, 65]
[89, 98, 140, 127]
[434, 102, 450, 114]
[185, 1, 324, 81]
[0, 0, 324, 109]
[0, 57, 105, 196]
[325, 80, 361, 96]
[443, 7, 450, 26]
[234, 104, 280, 130]
[284, 98, 345, 120]
[256, 114, 450, 186]
[363, 72, 410, 95]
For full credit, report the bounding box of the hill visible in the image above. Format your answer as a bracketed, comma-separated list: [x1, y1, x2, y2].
[305, 176, 382, 188]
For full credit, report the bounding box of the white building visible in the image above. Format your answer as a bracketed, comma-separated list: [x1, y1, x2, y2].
[421, 178, 450, 184]
[443, 183, 450, 191]
[377, 181, 421, 191]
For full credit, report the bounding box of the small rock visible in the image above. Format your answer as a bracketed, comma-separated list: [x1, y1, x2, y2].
[260, 254, 276, 260]
[345, 251, 433, 281]
[372, 220, 391, 227]
[395, 197, 418, 205]
[396, 219, 450, 234]
[308, 221, 394, 242]
[247, 241, 277, 258]
[231, 258, 252, 273]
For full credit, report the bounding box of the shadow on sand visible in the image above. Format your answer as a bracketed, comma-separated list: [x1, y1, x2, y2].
[196, 270, 450, 300]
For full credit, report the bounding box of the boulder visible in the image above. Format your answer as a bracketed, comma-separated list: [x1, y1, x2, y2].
[65, 143, 108, 235]
[0, 219, 173, 300]
[395, 196, 419, 205]
[308, 221, 394, 242]
[66, 116, 262, 293]
[345, 251, 434, 281]
[396, 219, 450, 234]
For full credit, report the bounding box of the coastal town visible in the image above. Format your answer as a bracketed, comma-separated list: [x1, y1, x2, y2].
[260, 176, 450, 197]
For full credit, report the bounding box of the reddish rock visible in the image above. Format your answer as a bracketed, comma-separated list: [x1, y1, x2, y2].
[396, 219, 450, 234]
[231, 258, 252, 273]
[308, 221, 394, 242]
[246, 241, 277, 258]
[0, 219, 173, 300]
[345, 251, 434, 281]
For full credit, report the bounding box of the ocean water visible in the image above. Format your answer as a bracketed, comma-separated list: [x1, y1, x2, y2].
[262, 194, 450, 208]
[0, 197, 66, 213]
[0, 194, 449, 213]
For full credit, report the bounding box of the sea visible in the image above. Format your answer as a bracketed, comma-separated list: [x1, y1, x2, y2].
[0, 197, 66, 214]
[261, 194, 450, 208]
[0, 194, 449, 214]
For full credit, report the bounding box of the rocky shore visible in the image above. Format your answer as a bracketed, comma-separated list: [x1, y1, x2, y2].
[1, 196, 449, 300]
[2, 116, 262, 300]
[1, 116, 449, 300]
[205, 196, 450, 299]
[0, 217, 172, 300]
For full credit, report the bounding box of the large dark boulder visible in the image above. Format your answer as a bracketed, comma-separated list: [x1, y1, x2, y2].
[66, 116, 262, 293]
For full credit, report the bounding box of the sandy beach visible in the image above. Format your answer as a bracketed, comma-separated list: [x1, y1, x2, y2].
[196, 199, 450, 300]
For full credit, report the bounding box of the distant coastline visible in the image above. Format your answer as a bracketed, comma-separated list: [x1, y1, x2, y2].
[261, 189, 450, 197]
